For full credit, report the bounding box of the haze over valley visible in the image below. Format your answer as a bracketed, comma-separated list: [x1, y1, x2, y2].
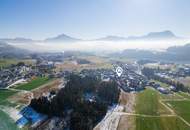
[1, 30, 189, 52]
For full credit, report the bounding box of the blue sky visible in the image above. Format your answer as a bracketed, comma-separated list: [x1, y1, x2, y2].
[0, 0, 189, 39]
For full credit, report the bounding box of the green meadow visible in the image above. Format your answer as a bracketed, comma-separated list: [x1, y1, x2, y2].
[135, 116, 190, 130]
[0, 89, 18, 103]
[0, 89, 19, 130]
[134, 88, 190, 130]
[15, 77, 50, 91]
[135, 88, 171, 115]
[166, 100, 190, 124]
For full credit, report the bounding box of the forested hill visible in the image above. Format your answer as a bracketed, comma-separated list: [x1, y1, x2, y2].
[112, 43, 190, 63]
[0, 42, 29, 58]
[30, 74, 120, 130]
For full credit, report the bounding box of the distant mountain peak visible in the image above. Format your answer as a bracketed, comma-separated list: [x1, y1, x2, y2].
[45, 33, 81, 43]
[95, 35, 127, 41]
[127, 30, 179, 41]
[146, 30, 176, 38]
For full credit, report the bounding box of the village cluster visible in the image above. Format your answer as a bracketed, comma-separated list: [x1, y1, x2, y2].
[1, 56, 190, 129]
[0, 60, 55, 88]
[155, 64, 190, 78]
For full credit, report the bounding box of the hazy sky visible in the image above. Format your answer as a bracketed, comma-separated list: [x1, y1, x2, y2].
[0, 0, 190, 39]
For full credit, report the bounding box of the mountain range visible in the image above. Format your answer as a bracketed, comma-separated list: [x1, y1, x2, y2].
[0, 30, 184, 43]
[0, 38, 36, 43]
[96, 30, 180, 41]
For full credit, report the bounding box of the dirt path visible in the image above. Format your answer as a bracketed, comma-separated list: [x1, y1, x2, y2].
[159, 100, 175, 115]
[120, 91, 136, 113]
[94, 90, 136, 130]
[115, 111, 176, 117]
[94, 105, 123, 130]
[177, 116, 190, 127]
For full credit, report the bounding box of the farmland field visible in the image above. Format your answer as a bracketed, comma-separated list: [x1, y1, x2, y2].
[0, 59, 35, 68]
[132, 88, 190, 130]
[0, 90, 19, 130]
[0, 110, 19, 130]
[0, 89, 18, 103]
[135, 88, 171, 115]
[159, 92, 183, 100]
[0, 59, 18, 67]
[15, 77, 51, 91]
[177, 92, 190, 99]
[135, 116, 190, 130]
[165, 100, 190, 124]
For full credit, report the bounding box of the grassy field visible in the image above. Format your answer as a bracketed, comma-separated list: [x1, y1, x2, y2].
[165, 100, 190, 124]
[0, 89, 18, 103]
[133, 88, 190, 130]
[15, 77, 51, 91]
[177, 92, 190, 99]
[55, 56, 113, 72]
[135, 116, 190, 130]
[118, 115, 190, 130]
[159, 92, 183, 100]
[135, 88, 171, 115]
[0, 59, 18, 68]
[0, 59, 36, 68]
[0, 110, 19, 130]
[0, 90, 19, 130]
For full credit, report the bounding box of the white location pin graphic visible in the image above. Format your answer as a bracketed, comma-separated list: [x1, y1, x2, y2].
[116, 66, 123, 77]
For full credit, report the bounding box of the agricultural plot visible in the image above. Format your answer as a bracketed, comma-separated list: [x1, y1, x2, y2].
[0, 89, 18, 103]
[0, 110, 19, 130]
[0, 59, 35, 68]
[0, 59, 18, 67]
[177, 92, 190, 99]
[135, 88, 171, 115]
[159, 92, 183, 100]
[55, 57, 112, 72]
[15, 77, 51, 91]
[0, 90, 19, 130]
[165, 100, 190, 125]
[9, 79, 61, 105]
[135, 116, 190, 130]
[132, 88, 190, 130]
